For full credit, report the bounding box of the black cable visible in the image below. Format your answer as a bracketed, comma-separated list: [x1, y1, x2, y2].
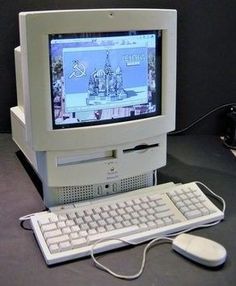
[20, 220, 32, 231]
[169, 103, 236, 136]
[223, 138, 236, 150]
[19, 208, 48, 231]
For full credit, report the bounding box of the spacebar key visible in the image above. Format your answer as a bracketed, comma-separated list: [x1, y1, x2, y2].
[87, 225, 140, 244]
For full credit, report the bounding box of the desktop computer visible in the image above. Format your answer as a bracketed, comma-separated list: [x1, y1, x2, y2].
[12, 9, 225, 269]
[11, 9, 176, 207]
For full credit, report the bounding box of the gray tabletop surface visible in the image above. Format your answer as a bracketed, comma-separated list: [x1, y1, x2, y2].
[0, 134, 235, 286]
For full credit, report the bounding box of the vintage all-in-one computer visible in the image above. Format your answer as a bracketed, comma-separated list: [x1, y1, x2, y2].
[11, 9, 225, 267]
[11, 9, 176, 207]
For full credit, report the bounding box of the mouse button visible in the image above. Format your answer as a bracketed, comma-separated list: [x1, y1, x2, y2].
[172, 233, 193, 250]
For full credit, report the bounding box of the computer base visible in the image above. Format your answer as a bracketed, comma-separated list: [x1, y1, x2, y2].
[11, 105, 165, 207]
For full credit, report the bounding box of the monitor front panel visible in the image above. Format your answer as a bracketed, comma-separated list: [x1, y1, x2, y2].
[49, 30, 162, 129]
[20, 9, 176, 151]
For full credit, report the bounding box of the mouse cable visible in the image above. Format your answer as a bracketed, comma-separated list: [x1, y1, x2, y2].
[169, 102, 236, 136]
[90, 181, 226, 280]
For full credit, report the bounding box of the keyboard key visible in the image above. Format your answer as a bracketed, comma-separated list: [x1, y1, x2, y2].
[147, 221, 156, 229]
[89, 221, 99, 229]
[156, 219, 165, 227]
[47, 234, 69, 245]
[87, 226, 140, 244]
[148, 201, 156, 208]
[126, 200, 134, 206]
[88, 229, 97, 235]
[67, 212, 76, 220]
[155, 211, 173, 219]
[200, 207, 210, 215]
[133, 205, 142, 211]
[44, 229, 62, 239]
[117, 209, 125, 215]
[98, 220, 106, 227]
[80, 230, 88, 237]
[131, 218, 139, 225]
[75, 218, 84, 225]
[147, 194, 162, 201]
[76, 210, 85, 217]
[84, 216, 93, 223]
[115, 216, 123, 223]
[131, 212, 139, 219]
[185, 209, 202, 219]
[155, 205, 169, 213]
[117, 202, 126, 208]
[41, 223, 57, 232]
[92, 214, 101, 221]
[106, 224, 115, 231]
[139, 210, 147, 216]
[66, 220, 75, 226]
[125, 207, 133, 213]
[123, 220, 132, 227]
[50, 214, 59, 223]
[38, 217, 50, 226]
[71, 238, 87, 248]
[101, 212, 109, 219]
[146, 208, 155, 215]
[180, 206, 189, 213]
[58, 214, 67, 221]
[97, 227, 106, 233]
[141, 203, 149, 209]
[71, 225, 80, 232]
[139, 217, 148, 223]
[62, 227, 71, 234]
[70, 232, 79, 239]
[162, 217, 172, 225]
[59, 241, 72, 251]
[123, 214, 131, 220]
[109, 210, 117, 217]
[49, 244, 60, 254]
[57, 221, 66, 228]
[80, 223, 89, 230]
[84, 209, 93, 216]
[114, 222, 123, 229]
[102, 206, 110, 212]
[171, 195, 181, 203]
[93, 207, 102, 214]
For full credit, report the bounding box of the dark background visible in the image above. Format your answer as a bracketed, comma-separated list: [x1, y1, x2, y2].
[0, 0, 235, 133]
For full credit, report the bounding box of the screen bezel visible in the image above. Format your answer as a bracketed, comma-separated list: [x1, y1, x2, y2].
[49, 30, 162, 129]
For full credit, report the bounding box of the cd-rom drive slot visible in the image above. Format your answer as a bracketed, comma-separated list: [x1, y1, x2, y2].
[123, 143, 159, 153]
[57, 150, 116, 166]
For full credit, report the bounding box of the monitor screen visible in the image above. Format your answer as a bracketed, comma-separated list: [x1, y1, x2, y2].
[49, 30, 162, 129]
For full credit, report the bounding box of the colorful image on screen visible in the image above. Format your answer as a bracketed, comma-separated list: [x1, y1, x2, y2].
[49, 30, 161, 128]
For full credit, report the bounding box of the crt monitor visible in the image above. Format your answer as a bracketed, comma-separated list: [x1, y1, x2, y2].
[11, 9, 177, 207]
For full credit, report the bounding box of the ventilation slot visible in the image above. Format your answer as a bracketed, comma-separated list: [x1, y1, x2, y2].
[57, 185, 95, 204]
[120, 173, 153, 193]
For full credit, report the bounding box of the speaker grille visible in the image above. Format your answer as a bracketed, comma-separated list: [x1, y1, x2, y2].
[120, 174, 152, 192]
[57, 185, 95, 204]
[56, 172, 153, 205]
